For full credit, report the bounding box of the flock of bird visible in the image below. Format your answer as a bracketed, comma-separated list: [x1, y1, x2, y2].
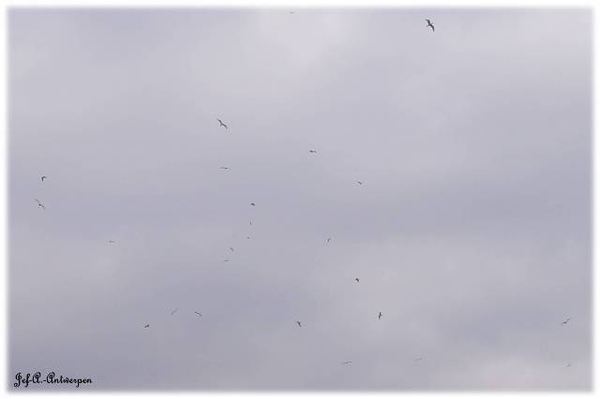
[29, 15, 577, 375]
[211, 114, 385, 359]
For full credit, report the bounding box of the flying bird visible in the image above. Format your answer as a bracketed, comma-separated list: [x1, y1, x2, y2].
[219, 166, 230, 170]
[414, 357, 423, 362]
[355, 278, 360, 283]
[34, 198, 45, 210]
[144, 324, 150, 328]
[247, 236, 251, 239]
[566, 363, 571, 367]
[249, 220, 253, 225]
[250, 202, 256, 206]
[217, 118, 228, 129]
[222, 259, 230, 263]
[326, 237, 331, 244]
[309, 149, 317, 154]
[108, 240, 116, 244]
[41, 175, 47, 182]
[341, 361, 353, 365]
[426, 19, 435, 32]
[356, 181, 363, 185]
[229, 247, 235, 252]
[171, 308, 178, 315]
[561, 317, 571, 326]
[194, 311, 202, 317]
[296, 321, 302, 327]
[378, 311, 382, 320]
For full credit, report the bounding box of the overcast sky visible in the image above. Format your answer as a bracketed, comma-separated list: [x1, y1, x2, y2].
[8, 7, 592, 391]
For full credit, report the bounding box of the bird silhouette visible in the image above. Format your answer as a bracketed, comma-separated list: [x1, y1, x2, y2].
[108, 240, 116, 244]
[296, 321, 302, 327]
[426, 19, 435, 32]
[561, 317, 571, 326]
[356, 181, 363, 185]
[222, 259, 230, 263]
[194, 311, 202, 317]
[414, 357, 423, 361]
[326, 237, 331, 243]
[250, 202, 256, 206]
[219, 166, 230, 170]
[309, 149, 317, 153]
[144, 324, 150, 328]
[355, 278, 360, 283]
[41, 176, 47, 182]
[229, 247, 235, 252]
[34, 198, 45, 210]
[378, 311, 382, 320]
[171, 308, 178, 315]
[341, 361, 353, 365]
[217, 118, 228, 129]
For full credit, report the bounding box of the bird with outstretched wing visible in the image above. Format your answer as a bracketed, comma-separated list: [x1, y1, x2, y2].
[217, 118, 228, 129]
[426, 19, 435, 32]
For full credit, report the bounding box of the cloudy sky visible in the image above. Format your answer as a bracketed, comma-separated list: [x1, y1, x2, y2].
[8, 7, 591, 391]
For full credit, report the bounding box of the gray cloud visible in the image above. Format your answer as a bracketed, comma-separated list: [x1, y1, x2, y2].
[9, 8, 591, 391]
